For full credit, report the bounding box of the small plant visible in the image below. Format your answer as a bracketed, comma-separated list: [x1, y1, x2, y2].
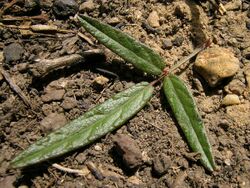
[11, 15, 216, 172]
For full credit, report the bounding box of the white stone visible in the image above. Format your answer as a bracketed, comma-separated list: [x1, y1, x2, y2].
[147, 11, 160, 28]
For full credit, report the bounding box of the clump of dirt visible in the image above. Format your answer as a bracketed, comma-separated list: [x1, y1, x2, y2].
[0, 0, 250, 187]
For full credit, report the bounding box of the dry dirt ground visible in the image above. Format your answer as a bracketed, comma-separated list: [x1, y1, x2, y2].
[0, 0, 250, 187]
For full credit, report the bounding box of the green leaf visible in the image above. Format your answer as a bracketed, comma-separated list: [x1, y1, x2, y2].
[11, 82, 154, 168]
[77, 15, 165, 76]
[163, 75, 216, 172]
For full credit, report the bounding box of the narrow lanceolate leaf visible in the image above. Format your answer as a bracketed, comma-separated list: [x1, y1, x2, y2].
[163, 75, 216, 172]
[11, 82, 154, 168]
[77, 15, 165, 76]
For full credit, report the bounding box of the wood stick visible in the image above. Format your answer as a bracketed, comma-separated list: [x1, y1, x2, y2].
[52, 163, 89, 176]
[0, 68, 32, 108]
[29, 54, 84, 77]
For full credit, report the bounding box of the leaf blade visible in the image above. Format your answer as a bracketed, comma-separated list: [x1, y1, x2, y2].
[77, 15, 165, 76]
[11, 82, 154, 168]
[163, 75, 216, 171]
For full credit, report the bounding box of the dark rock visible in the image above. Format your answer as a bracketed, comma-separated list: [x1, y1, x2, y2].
[162, 39, 172, 50]
[3, 43, 24, 63]
[172, 36, 184, 47]
[113, 134, 143, 169]
[53, 0, 79, 18]
[153, 153, 171, 176]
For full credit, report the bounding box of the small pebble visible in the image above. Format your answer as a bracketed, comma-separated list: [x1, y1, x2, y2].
[194, 47, 240, 87]
[222, 94, 241, 106]
[94, 144, 102, 151]
[162, 39, 172, 50]
[94, 76, 109, 86]
[113, 134, 143, 169]
[18, 186, 29, 188]
[153, 153, 171, 176]
[147, 11, 160, 28]
[79, 0, 95, 12]
[3, 43, 24, 63]
[53, 0, 79, 18]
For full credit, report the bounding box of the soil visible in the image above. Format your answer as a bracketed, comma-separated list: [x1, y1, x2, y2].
[0, 0, 250, 187]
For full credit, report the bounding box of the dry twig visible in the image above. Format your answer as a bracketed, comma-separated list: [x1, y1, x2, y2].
[52, 163, 89, 176]
[29, 54, 84, 77]
[0, 68, 32, 108]
[0, 23, 75, 34]
[1, 13, 49, 22]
